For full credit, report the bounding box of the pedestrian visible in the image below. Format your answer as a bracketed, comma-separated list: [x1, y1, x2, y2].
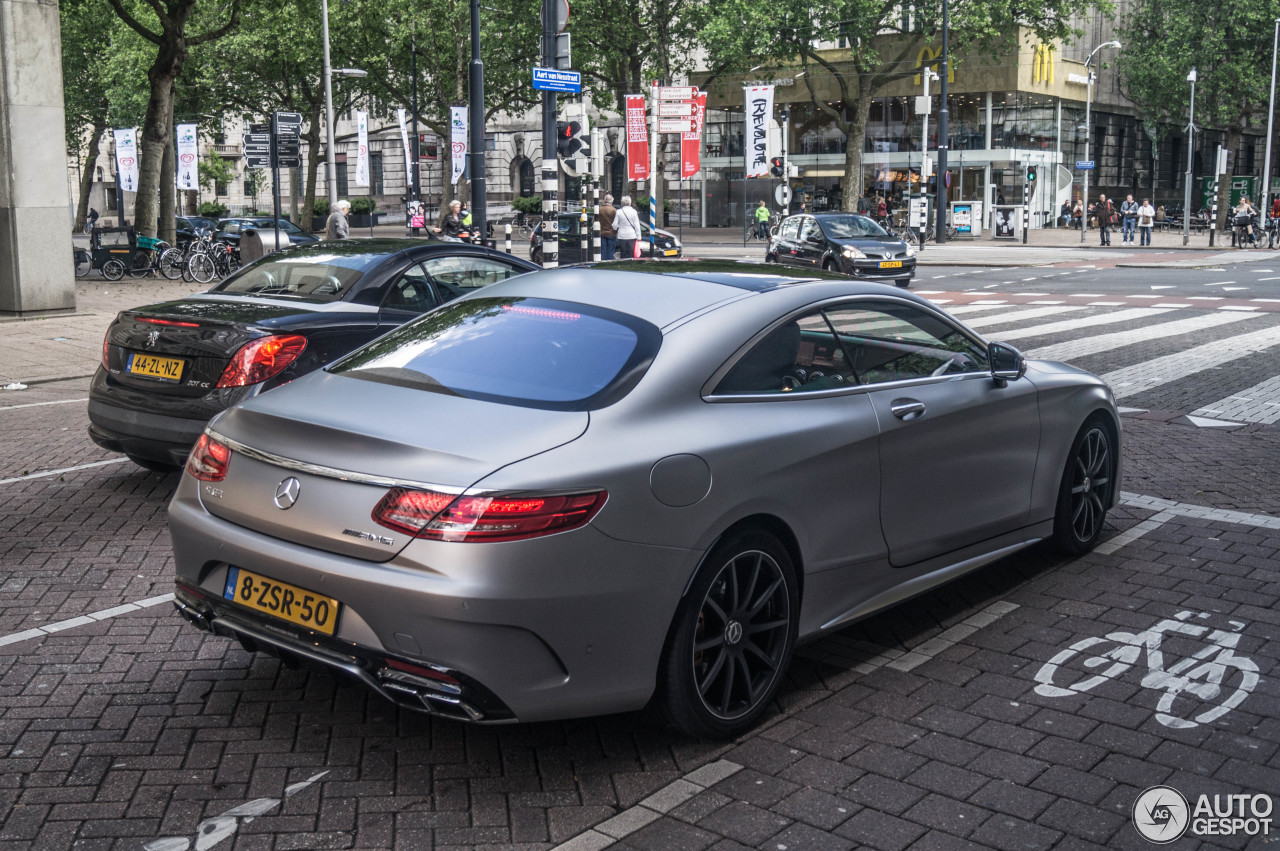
[598, 193, 618, 260]
[997, 191, 1006, 206]
[615, 195, 642, 259]
[433, 200, 464, 238]
[1096, 194, 1114, 246]
[1059, 200, 1071, 228]
[325, 199, 351, 240]
[876, 196, 887, 220]
[1120, 194, 1138, 245]
[1233, 196, 1258, 247]
[1137, 197, 1155, 246]
[754, 200, 770, 240]
[1072, 200, 1083, 229]
[86, 207, 99, 233]
[856, 193, 870, 215]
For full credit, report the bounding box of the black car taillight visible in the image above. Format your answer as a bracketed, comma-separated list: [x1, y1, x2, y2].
[215, 335, 307, 388]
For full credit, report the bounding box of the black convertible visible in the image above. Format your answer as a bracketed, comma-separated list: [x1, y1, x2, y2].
[88, 239, 538, 470]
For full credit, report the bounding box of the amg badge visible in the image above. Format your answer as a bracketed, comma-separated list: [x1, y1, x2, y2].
[342, 529, 396, 546]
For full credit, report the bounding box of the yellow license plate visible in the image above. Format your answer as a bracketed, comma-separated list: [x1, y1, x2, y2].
[879, 260, 903, 269]
[128, 353, 185, 382]
[664, 249, 678, 256]
[223, 566, 341, 636]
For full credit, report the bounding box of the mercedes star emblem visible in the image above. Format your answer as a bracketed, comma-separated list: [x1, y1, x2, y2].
[273, 477, 301, 510]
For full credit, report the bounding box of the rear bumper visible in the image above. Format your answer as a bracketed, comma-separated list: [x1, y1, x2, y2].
[88, 400, 207, 465]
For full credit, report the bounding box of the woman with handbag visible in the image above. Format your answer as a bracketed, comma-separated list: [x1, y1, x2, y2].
[615, 195, 643, 259]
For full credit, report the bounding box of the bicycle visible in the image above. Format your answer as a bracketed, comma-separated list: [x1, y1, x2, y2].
[1033, 610, 1259, 729]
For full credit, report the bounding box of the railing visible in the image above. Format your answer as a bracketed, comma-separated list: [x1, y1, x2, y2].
[212, 143, 242, 158]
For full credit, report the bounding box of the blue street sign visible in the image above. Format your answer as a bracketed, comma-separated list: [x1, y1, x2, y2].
[533, 67, 581, 93]
[1076, 160, 1095, 170]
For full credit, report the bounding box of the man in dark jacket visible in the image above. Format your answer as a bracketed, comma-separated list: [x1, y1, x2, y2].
[598, 194, 618, 260]
[1097, 194, 1115, 246]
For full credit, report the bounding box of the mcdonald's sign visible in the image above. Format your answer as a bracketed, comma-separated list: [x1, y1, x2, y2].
[913, 46, 955, 86]
[1032, 44, 1056, 84]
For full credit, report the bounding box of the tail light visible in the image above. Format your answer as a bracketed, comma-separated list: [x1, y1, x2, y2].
[372, 487, 606, 543]
[101, 331, 110, 369]
[186, 434, 231, 481]
[215, 335, 307, 388]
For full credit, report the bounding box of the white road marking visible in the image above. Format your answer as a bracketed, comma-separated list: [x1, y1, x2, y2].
[0, 458, 130, 486]
[1258, 276, 1280, 282]
[990, 308, 1173, 342]
[1026, 311, 1262, 362]
[1204, 281, 1236, 286]
[961, 306, 1087, 329]
[0, 594, 175, 648]
[969, 299, 1006, 305]
[1101, 322, 1280, 398]
[0, 398, 88, 411]
[1191, 374, 1280, 424]
[1188, 296, 1223, 300]
[1154, 303, 1192, 308]
[1028, 300, 1065, 304]
[1068, 293, 1104, 297]
[887, 601, 1020, 672]
[1219, 305, 1260, 311]
[144, 771, 329, 851]
[1087, 301, 1126, 306]
[1130, 295, 1161, 299]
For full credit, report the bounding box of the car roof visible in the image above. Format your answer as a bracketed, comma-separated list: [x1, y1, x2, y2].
[262, 237, 538, 263]
[481, 260, 931, 327]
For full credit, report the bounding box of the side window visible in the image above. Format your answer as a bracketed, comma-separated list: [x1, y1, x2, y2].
[799, 218, 820, 242]
[381, 262, 437, 313]
[780, 217, 801, 240]
[823, 302, 989, 384]
[716, 310, 856, 395]
[421, 255, 524, 302]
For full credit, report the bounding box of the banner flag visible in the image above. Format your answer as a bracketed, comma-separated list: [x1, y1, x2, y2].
[450, 106, 467, 185]
[680, 93, 706, 179]
[175, 124, 199, 191]
[114, 128, 139, 193]
[625, 95, 649, 181]
[397, 109, 413, 188]
[743, 85, 774, 178]
[354, 111, 370, 187]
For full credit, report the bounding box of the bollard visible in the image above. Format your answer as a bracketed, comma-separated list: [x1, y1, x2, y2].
[579, 210, 588, 261]
[591, 218, 601, 262]
[504, 223, 512, 254]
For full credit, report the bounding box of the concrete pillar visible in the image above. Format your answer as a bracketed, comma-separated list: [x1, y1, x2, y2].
[0, 0, 75, 315]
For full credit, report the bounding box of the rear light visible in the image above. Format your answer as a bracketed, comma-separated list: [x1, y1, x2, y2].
[101, 331, 110, 369]
[136, 316, 200, 328]
[372, 487, 606, 543]
[384, 657, 460, 685]
[215, 334, 307, 388]
[186, 434, 231, 481]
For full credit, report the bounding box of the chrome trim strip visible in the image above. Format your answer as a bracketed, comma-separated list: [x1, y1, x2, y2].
[206, 429, 467, 494]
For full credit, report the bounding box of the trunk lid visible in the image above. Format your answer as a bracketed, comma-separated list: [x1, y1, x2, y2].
[198, 370, 590, 561]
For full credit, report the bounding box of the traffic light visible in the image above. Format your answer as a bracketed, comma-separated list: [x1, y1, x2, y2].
[1027, 166, 1037, 183]
[556, 121, 578, 158]
[770, 156, 784, 177]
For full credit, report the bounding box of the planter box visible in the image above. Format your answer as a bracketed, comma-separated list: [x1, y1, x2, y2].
[348, 212, 383, 228]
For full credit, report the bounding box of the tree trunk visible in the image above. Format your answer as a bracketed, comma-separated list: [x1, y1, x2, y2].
[158, 96, 176, 246]
[135, 39, 186, 238]
[1216, 123, 1243, 232]
[841, 89, 872, 212]
[301, 103, 322, 231]
[75, 117, 107, 231]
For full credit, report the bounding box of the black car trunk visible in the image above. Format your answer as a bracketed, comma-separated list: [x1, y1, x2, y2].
[105, 299, 301, 397]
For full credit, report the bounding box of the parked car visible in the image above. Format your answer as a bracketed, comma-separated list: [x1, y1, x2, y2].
[530, 212, 682, 264]
[175, 216, 220, 247]
[216, 217, 319, 248]
[88, 239, 538, 470]
[767, 212, 917, 287]
[168, 260, 1120, 736]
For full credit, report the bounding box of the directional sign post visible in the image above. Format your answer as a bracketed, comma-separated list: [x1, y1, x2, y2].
[532, 67, 581, 93]
[657, 86, 698, 101]
[657, 118, 693, 134]
[657, 102, 694, 117]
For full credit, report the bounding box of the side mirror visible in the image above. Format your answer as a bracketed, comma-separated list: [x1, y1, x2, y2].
[989, 342, 1026, 385]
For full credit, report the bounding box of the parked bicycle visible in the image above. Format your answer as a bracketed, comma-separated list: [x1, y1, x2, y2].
[1034, 610, 1259, 729]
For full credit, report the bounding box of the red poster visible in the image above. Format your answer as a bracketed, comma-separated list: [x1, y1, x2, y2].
[680, 94, 706, 179]
[625, 95, 649, 181]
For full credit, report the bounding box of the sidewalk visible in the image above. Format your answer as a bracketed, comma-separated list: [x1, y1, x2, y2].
[2, 233, 1275, 388]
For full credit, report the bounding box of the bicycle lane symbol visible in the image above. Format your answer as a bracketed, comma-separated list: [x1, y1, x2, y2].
[1033, 611, 1261, 729]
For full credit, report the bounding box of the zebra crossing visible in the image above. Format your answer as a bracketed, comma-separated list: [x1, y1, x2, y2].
[930, 297, 1280, 427]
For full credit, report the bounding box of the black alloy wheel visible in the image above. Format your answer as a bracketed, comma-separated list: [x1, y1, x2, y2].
[1052, 417, 1115, 554]
[658, 530, 798, 737]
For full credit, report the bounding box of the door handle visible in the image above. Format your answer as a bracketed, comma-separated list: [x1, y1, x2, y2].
[890, 399, 926, 421]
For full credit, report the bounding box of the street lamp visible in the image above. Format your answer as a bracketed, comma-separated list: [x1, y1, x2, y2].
[322, 0, 369, 210]
[1183, 67, 1197, 246]
[1262, 19, 1279, 234]
[1079, 40, 1121, 244]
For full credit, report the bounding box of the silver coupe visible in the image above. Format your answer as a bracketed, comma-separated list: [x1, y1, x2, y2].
[169, 260, 1120, 737]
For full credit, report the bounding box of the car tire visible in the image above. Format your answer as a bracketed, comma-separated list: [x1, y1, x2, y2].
[822, 260, 837, 273]
[896, 278, 910, 288]
[126, 454, 181, 474]
[656, 529, 798, 738]
[1051, 415, 1116, 555]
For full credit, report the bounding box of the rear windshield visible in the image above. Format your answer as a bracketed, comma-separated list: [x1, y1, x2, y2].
[819, 215, 889, 239]
[213, 251, 387, 301]
[330, 296, 661, 410]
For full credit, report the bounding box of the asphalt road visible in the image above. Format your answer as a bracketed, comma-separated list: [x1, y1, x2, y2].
[2, 260, 1279, 850]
